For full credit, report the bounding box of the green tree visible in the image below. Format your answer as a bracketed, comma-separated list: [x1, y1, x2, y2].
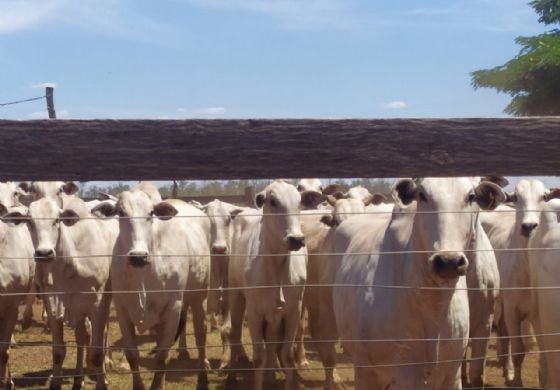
[471, 0, 560, 115]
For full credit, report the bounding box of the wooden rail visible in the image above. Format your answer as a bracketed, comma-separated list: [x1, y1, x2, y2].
[1, 118, 560, 181]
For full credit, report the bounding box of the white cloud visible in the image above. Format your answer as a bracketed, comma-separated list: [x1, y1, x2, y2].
[382, 101, 407, 110]
[27, 109, 70, 119]
[31, 82, 57, 89]
[191, 106, 226, 116]
[0, 0, 170, 42]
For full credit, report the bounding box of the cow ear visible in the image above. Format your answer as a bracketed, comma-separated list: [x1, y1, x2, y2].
[504, 192, 517, 203]
[0, 203, 7, 217]
[363, 193, 386, 206]
[255, 192, 266, 209]
[91, 201, 117, 218]
[474, 181, 506, 210]
[230, 208, 244, 220]
[320, 214, 336, 227]
[18, 182, 30, 193]
[300, 191, 325, 209]
[544, 188, 560, 202]
[322, 184, 342, 196]
[481, 176, 509, 188]
[153, 202, 178, 221]
[60, 209, 80, 227]
[61, 182, 79, 196]
[2, 210, 29, 225]
[326, 194, 338, 207]
[393, 179, 417, 206]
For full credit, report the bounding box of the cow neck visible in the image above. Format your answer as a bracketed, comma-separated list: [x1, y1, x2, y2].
[405, 209, 466, 324]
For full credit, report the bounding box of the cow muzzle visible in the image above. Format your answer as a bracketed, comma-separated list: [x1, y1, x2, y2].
[211, 245, 228, 255]
[287, 235, 305, 251]
[128, 251, 149, 267]
[35, 248, 55, 263]
[521, 222, 538, 237]
[431, 252, 468, 279]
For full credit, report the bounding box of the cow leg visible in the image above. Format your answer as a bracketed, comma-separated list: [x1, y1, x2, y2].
[280, 313, 302, 390]
[21, 284, 37, 331]
[225, 290, 246, 386]
[207, 255, 221, 330]
[0, 305, 18, 390]
[89, 293, 111, 390]
[294, 308, 309, 370]
[504, 307, 524, 387]
[73, 318, 90, 390]
[220, 307, 231, 370]
[191, 298, 209, 390]
[247, 315, 266, 390]
[149, 304, 182, 390]
[468, 316, 493, 388]
[176, 305, 190, 361]
[115, 308, 145, 390]
[496, 306, 514, 385]
[48, 316, 66, 390]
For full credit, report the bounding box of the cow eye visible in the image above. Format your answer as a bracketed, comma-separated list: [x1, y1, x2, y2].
[53, 218, 60, 226]
[467, 192, 476, 204]
[418, 192, 428, 202]
[117, 209, 125, 218]
[270, 199, 278, 208]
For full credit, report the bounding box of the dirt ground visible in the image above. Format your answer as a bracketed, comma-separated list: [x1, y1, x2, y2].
[8, 302, 540, 389]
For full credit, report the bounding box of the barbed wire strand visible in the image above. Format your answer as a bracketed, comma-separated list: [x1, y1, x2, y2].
[0, 95, 45, 107]
[4, 206, 560, 221]
[4, 245, 560, 262]
[9, 347, 560, 380]
[6, 331, 560, 352]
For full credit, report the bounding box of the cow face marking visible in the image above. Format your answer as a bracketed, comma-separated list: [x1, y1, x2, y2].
[260, 181, 305, 252]
[300, 191, 325, 209]
[60, 209, 80, 227]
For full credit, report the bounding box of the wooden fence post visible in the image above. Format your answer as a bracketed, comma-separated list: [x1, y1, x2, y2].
[46, 87, 56, 119]
[245, 186, 256, 207]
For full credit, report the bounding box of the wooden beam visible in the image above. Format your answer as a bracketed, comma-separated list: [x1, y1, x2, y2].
[45, 87, 56, 119]
[1, 118, 560, 181]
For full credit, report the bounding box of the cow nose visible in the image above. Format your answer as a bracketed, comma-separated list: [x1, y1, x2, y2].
[432, 253, 468, 279]
[128, 251, 149, 267]
[287, 235, 305, 251]
[211, 245, 228, 255]
[35, 249, 55, 262]
[521, 223, 538, 237]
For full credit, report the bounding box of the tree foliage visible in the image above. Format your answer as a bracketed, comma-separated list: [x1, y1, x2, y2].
[471, 0, 560, 116]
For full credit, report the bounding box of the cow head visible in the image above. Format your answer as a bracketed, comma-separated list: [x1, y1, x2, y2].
[503, 179, 560, 238]
[91, 188, 178, 267]
[256, 180, 306, 252]
[393, 177, 505, 281]
[198, 199, 244, 255]
[6, 197, 82, 262]
[297, 178, 343, 210]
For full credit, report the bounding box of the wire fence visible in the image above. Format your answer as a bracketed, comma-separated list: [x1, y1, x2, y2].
[4, 192, 560, 389]
[0, 95, 46, 107]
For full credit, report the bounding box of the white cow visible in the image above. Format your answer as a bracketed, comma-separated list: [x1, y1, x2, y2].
[193, 199, 245, 368]
[9, 187, 118, 390]
[301, 194, 393, 389]
[0, 184, 35, 389]
[227, 180, 307, 390]
[92, 182, 211, 390]
[529, 187, 560, 388]
[480, 179, 560, 387]
[460, 178, 501, 388]
[333, 177, 505, 389]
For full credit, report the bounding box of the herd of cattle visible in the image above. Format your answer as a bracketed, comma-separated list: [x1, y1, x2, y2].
[1, 177, 560, 389]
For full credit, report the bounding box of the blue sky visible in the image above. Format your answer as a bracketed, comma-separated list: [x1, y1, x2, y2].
[0, 0, 546, 120]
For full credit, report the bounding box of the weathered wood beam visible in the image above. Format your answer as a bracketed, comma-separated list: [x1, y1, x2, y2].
[1, 118, 559, 181]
